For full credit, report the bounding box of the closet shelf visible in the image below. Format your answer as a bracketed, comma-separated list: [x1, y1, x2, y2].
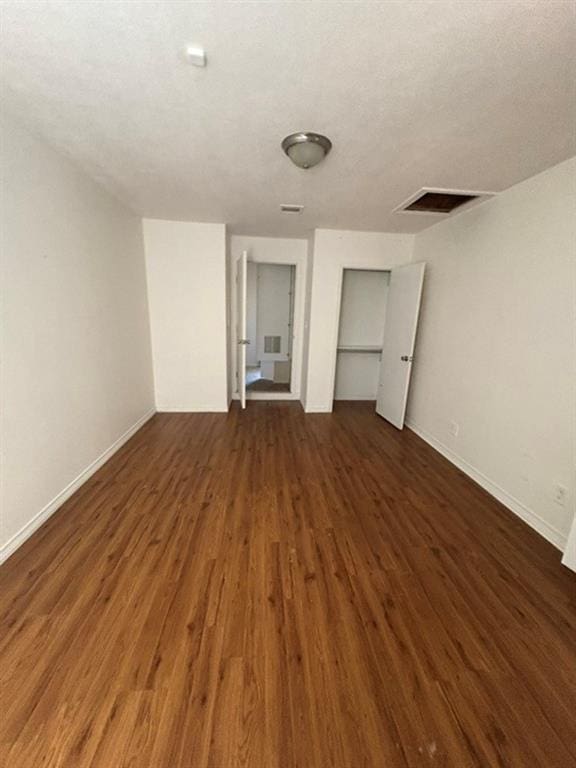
[337, 345, 382, 353]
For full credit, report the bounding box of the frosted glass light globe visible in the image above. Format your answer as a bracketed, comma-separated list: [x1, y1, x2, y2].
[282, 133, 332, 170]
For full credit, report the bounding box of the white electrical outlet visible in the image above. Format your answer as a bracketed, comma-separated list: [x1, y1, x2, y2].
[553, 483, 567, 506]
[449, 421, 459, 437]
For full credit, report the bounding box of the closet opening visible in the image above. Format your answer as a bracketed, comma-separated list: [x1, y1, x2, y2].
[245, 262, 295, 394]
[331, 262, 426, 429]
[333, 268, 390, 403]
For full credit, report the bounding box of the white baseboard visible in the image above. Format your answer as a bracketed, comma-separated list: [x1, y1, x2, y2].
[0, 408, 156, 565]
[156, 405, 228, 413]
[406, 420, 567, 552]
[334, 395, 376, 401]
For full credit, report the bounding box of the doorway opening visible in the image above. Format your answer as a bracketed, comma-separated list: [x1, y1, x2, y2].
[334, 269, 390, 403]
[332, 263, 426, 429]
[233, 247, 305, 408]
[245, 262, 295, 394]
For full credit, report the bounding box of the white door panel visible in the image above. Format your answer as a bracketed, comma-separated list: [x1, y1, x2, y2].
[236, 250, 247, 409]
[376, 262, 425, 429]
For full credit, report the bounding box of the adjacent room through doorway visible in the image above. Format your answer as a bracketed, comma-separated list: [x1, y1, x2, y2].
[245, 262, 295, 394]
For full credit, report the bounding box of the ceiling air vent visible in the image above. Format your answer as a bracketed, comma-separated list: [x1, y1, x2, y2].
[280, 203, 304, 214]
[395, 188, 494, 215]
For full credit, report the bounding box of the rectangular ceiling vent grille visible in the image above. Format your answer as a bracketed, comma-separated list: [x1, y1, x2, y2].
[394, 188, 494, 215]
[280, 204, 303, 214]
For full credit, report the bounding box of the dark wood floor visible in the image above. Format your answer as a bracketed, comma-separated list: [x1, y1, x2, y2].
[1, 403, 575, 768]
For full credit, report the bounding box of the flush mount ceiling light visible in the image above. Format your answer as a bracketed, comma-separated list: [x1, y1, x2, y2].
[281, 132, 332, 169]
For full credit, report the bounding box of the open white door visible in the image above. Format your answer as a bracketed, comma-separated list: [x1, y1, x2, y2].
[236, 250, 248, 409]
[376, 262, 425, 429]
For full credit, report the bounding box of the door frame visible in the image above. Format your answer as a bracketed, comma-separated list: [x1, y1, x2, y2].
[229, 249, 307, 402]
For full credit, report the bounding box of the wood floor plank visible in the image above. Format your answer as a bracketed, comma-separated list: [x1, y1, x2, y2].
[1, 403, 575, 767]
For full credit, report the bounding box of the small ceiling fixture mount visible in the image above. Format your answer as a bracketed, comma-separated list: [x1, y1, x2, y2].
[282, 132, 332, 169]
[186, 46, 206, 67]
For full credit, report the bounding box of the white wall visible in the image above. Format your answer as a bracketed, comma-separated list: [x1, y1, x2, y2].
[229, 235, 308, 399]
[0, 116, 155, 563]
[335, 270, 389, 400]
[337, 270, 389, 347]
[304, 229, 414, 412]
[144, 220, 228, 412]
[334, 354, 382, 402]
[407, 157, 576, 552]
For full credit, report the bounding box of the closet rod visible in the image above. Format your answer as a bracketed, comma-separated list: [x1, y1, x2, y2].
[336, 345, 382, 353]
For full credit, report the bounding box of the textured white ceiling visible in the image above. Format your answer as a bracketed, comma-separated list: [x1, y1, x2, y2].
[1, 1, 574, 236]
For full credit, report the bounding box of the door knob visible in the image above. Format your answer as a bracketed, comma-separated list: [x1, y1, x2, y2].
[400, 355, 413, 362]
